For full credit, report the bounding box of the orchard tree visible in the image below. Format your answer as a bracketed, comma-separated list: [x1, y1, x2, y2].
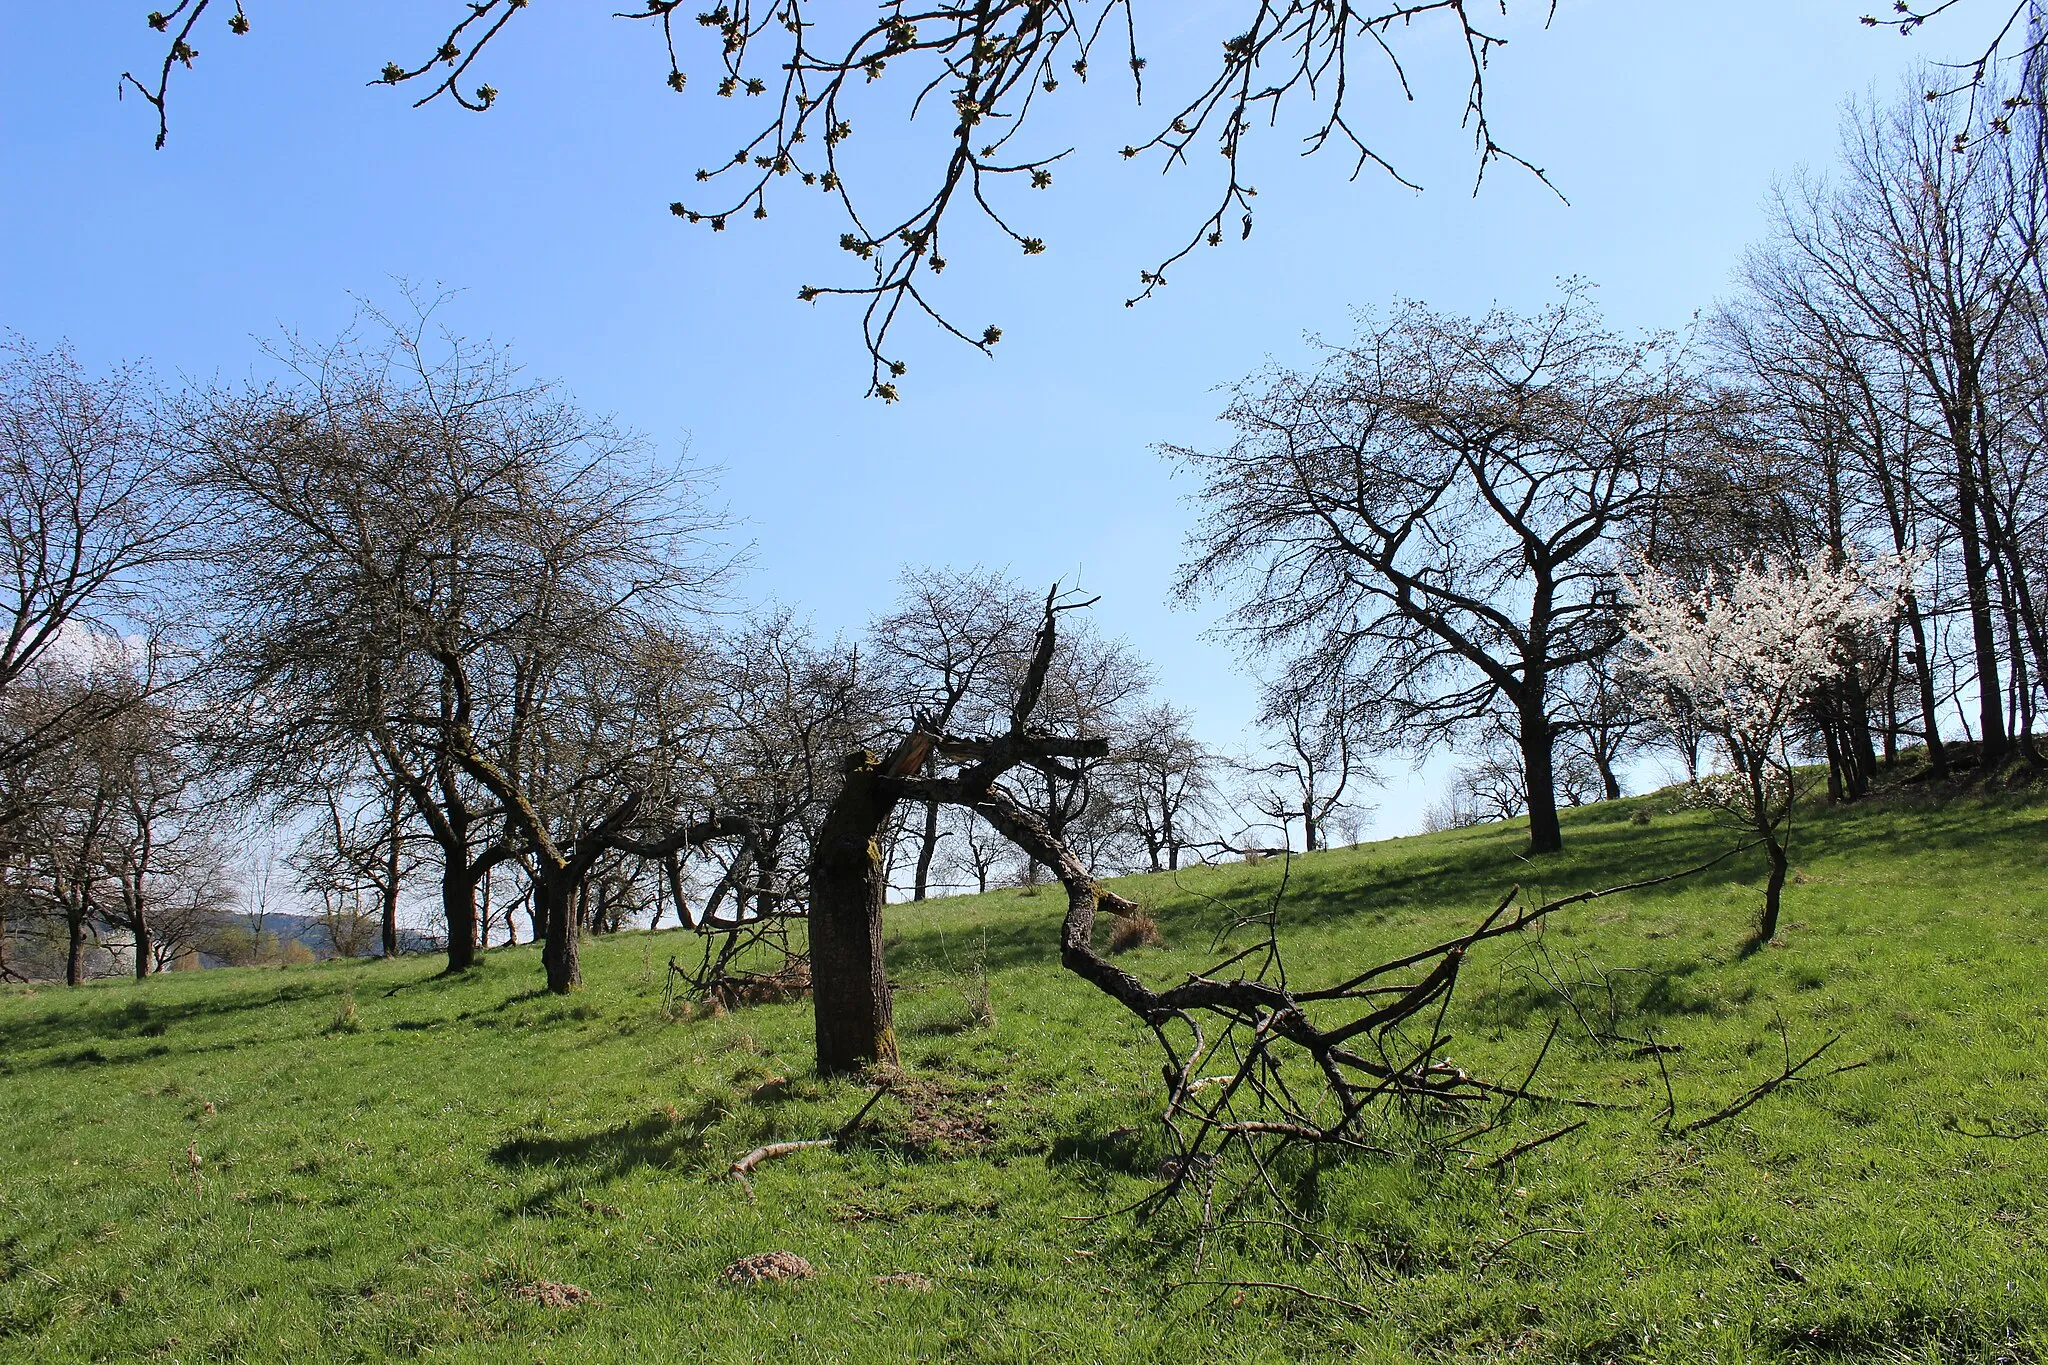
[1, 336, 194, 797]
[698, 611, 877, 921]
[1243, 679, 1375, 853]
[1176, 288, 1719, 854]
[189, 300, 738, 987]
[1109, 702, 1220, 872]
[1627, 552, 1906, 943]
[869, 568, 1038, 900]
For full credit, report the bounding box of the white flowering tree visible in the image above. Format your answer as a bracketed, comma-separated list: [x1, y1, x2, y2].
[1626, 554, 1903, 944]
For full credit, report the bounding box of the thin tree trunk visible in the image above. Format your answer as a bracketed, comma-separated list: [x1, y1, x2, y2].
[1903, 593, 1948, 776]
[1758, 836, 1789, 944]
[911, 800, 940, 902]
[1952, 438, 2008, 763]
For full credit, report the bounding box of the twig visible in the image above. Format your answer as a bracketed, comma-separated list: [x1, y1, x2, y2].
[1471, 1224, 1585, 1275]
[1670, 1034, 1868, 1136]
[1946, 1117, 2047, 1140]
[726, 1081, 893, 1197]
[1168, 1278, 1374, 1316]
[1476, 1119, 1587, 1171]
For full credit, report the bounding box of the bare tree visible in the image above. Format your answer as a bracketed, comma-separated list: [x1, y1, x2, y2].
[694, 611, 877, 923]
[1, 336, 193, 796]
[1550, 646, 1650, 801]
[937, 802, 1019, 894]
[289, 777, 424, 959]
[1108, 702, 1221, 872]
[1176, 288, 1714, 854]
[187, 300, 737, 986]
[1, 645, 228, 983]
[1760, 79, 2042, 767]
[1243, 680, 1374, 853]
[868, 568, 1037, 900]
[1714, 269, 1955, 781]
[1003, 615, 1153, 871]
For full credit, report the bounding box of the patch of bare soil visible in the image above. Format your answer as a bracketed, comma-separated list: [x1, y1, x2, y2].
[720, 1251, 816, 1284]
[510, 1280, 591, 1308]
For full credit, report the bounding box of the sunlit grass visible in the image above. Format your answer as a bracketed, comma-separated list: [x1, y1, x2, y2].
[1, 783, 2043, 1361]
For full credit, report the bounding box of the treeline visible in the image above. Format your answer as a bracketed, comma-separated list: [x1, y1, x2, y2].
[0, 306, 1257, 987]
[1180, 75, 2048, 852]
[3, 76, 2044, 988]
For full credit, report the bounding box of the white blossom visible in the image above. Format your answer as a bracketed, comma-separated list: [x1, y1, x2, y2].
[1624, 552, 1906, 785]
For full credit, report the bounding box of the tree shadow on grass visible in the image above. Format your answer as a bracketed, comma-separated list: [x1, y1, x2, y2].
[1462, 955, 1731, 1036]
[488, 1100, 728, 1216]
[882, 805, 1770, 980]
[0, 981, 327, 1056]
[0, 1031, 277, 1079]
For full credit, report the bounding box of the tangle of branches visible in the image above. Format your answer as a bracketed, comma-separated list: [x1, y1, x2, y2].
[122, 1, 1556, 397]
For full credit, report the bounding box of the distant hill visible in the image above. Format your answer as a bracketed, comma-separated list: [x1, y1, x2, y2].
[201, 912, 442, 966]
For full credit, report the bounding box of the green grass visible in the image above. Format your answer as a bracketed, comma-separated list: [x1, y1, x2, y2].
[3, 786, 2046, 1362]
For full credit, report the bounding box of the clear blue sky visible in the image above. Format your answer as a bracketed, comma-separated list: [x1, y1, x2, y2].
[0, 3, 1962, 836]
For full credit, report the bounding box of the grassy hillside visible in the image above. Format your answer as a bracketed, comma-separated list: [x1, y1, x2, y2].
[2, 786, 2045, 1363]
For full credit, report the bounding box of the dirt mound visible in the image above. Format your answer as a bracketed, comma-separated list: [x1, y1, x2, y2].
[720, 1251, 816, 1284]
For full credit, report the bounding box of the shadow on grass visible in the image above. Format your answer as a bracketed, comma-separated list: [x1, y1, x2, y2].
[491, 1104, 717, 1174]
[1464, 956, 1729, 1034]
[0, 980, 328, 1057]
[488, 1100, 728, 1214]
[0, 1030, 279, 1079]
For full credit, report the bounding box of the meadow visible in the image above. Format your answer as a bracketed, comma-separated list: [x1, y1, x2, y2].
[2, 781, 2045, 1363]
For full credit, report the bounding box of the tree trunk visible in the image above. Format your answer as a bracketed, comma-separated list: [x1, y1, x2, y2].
[1518, 707, 1563, 855]
[67, 913, 86, 987]
[1594, 750, 1621, 803]
[442, 867, 478, 972]
[912, 800, 940, 901]
[380, 855, 402, 960]
[1758, 836, 1789, 944]
[132, 908, 152, 980]
[541, 873, 580, 993]
[1902, 597, 1948, 777]
[808, 756, 901, 1076]
[1952, 440, 2008, 764]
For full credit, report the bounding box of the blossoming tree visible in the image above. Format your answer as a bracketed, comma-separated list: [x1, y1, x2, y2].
[1626, 554, 1903, 944]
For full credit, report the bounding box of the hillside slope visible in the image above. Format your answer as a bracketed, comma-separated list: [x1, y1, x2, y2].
[2, 788, 2045, 1362]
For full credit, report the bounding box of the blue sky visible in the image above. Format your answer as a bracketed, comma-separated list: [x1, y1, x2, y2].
[0, 3, 1963, 837]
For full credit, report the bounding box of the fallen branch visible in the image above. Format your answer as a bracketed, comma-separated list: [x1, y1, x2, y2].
[1168, 1278, 1374, 1316]
[1671, 1031, 1869, 1136]
[727, 1082, 893, 1198]
[1476, 1119, 1588, 1171]
[1946, 1116, 2047, 1140]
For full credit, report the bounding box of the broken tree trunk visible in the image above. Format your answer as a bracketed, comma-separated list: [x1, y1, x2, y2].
[806, 733, 931, 1075]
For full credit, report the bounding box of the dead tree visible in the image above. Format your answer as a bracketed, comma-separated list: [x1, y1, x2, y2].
[801, 582, 1716, 1157]
[805, 587, 1109, 1074]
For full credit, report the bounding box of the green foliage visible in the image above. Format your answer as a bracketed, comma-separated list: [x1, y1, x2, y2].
[1, 788, 2044, 1360]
